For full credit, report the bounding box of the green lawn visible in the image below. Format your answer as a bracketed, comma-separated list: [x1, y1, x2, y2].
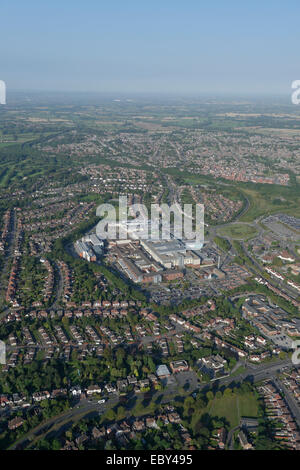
[217, 223, 257, 240]
[193, 391, 259, 430]
[176, 171, 300, 222]
[239, 185, 300, 221]
[230, 365, 248, 377]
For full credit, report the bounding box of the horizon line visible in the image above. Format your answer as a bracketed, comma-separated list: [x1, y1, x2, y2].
[5, 88, 294, 98]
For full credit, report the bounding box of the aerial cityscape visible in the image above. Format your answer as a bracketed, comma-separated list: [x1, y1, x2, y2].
[1, 0, 300, 458]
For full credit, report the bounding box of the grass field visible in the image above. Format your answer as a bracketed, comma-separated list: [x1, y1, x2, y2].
[193, 391, 259, 430]
[172, 170, 300, 222]
[230, 365, 248, 377]
[238, 185, 300, 221]
[217, 223, 258, 240]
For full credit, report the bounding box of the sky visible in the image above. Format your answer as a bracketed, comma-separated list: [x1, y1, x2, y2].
[1, 0, 300, 95]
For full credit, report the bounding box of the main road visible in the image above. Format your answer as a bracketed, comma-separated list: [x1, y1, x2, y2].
[10, 357, 298, 450]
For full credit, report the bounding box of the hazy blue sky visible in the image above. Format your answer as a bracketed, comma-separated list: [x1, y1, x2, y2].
[1, 0, 300, 94]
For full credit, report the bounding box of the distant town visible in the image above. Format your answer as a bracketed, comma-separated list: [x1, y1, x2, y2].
[0, 94, 300, 452]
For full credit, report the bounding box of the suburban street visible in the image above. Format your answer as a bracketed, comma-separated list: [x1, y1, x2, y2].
[9, 356, 298, 450]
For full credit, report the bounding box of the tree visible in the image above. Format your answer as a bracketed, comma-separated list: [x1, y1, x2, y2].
[105, 409, 116, 421]
[116, 406, 126, 420]
[51, 439, 61, 450]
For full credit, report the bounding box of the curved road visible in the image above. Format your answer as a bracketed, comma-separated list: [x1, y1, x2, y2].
[10, 357, 297, 450]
